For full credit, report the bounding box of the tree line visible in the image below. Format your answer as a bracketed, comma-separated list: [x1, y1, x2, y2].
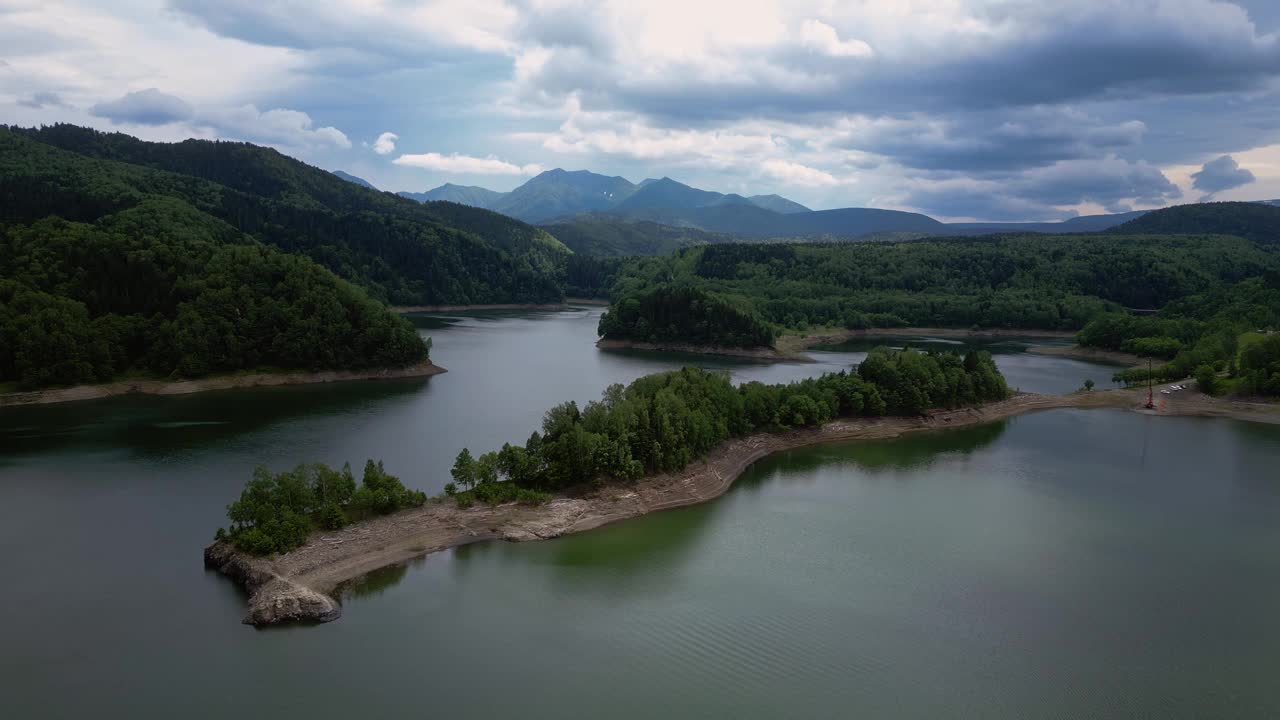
[597, 285, 776, 347]
[597, 233, 1278, 335]
[215, 460, 428, 555]
[450, 349, 1009, 495]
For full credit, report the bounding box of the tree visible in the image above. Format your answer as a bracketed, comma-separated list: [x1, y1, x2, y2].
[451, 449, 477, 491]
[1195, 364, 1218, 395]
[1083, 379, 1095, 392]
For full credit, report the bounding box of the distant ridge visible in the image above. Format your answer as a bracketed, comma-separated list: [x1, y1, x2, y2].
[332, 170, 376, 189]
[399, 183, 504, 207]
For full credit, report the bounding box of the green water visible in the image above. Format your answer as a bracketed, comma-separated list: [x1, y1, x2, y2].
[2, 307, 1277, 718]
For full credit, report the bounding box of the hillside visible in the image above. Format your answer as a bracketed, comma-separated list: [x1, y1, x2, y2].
[6, 124, 567, 305]
[604, 233, 1280, 333]
[1113, 201, 1280, 244]
[0, 192, 429, 390]
[488, 169, 636, 222]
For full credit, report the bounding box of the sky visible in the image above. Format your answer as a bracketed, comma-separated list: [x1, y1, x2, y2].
[4, 0, 1280, 221]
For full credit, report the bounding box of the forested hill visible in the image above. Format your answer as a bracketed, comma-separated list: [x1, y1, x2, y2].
[1113, 202, 1280, 244]
[3, 124, 568, 305]
[604, 234, 1280, 333]
[0, 196, 429, 390]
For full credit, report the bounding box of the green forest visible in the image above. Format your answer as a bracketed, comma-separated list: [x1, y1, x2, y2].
[216, 460, 428, 555]
[601, 234, 1277, 334]
[452, 349, 1008, 495]
[0, 197, 429, 388]
[597, 285, 776, 347]
[1, 125, 568, 307]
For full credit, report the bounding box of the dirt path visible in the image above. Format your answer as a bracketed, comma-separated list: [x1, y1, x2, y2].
[0, 362, 446, 408]
[207, 387, 1278, 627]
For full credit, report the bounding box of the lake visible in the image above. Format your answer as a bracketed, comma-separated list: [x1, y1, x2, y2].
[2, 306, 1277, 718]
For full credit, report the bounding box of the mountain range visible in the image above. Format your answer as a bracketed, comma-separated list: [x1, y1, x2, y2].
[330, 164, 1280, 255]
[393, 169, 813, 224]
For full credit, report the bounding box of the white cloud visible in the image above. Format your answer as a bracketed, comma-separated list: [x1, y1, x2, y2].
[798, 19, 873, 58]
[393, 152, 543, 175]
[196, 105, 351, 149]
[372, 131, 398, 155]
[761, 159, 844, 186]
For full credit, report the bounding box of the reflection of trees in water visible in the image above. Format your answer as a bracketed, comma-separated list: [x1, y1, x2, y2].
[338, 556, 430, 600]
[0, 377, 432, 460]
[756, 419, 1009, 477]
[451, 501, 722, 594]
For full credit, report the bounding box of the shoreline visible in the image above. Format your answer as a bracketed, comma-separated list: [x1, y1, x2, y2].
[203, 388, 1280, 627]
[0, 362, 447, 408]
[393, 299, 607, 314]
[595, 338, 805, 362]
[597, 326, 1083, 363]
[1025, 344, 1145, 367]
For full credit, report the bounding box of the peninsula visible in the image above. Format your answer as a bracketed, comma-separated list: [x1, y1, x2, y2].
[204, 363, 1280, 626]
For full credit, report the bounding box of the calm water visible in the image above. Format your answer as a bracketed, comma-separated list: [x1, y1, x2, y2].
[2, 307, 1277, 718]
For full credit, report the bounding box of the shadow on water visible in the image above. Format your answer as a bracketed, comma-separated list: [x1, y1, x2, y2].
[450, 497, 725, 592]
[0, 375, 435, 461]
[812, 335, 1060, 355]
[741, 419, 1010, 480]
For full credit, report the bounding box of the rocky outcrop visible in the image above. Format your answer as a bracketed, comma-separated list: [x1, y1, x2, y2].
[203, 541, 341, 625]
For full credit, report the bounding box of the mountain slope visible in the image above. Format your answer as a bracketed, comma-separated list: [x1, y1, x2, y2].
[1113, 202, 1280, 244]
[614, 177, 725, 210]
[399, 183, 505, 208]
[332, 170, 376, 189]
[489, 169, 636, 222]
[6, 124, 567, 304]
[749, 194, 810, 213]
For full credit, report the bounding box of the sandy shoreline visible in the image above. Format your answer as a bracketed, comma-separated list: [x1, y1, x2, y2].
[204, 387, 1280, 626]
[0, 362, 447, 408]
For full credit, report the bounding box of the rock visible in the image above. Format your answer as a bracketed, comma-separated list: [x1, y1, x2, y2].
[245, 578, 341, 625]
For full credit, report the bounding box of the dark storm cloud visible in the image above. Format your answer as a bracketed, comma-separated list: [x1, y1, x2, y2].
[1191, 154, 1256, 196]
[853, 111, 1146, 173]
[90, 89, 193, 125]
[906, 157, 1182, 220]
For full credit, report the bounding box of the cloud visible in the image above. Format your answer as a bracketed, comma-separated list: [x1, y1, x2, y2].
[198, 105, 351, 149]
[17, 91, 70, 109]
[393, 152, 542, 175]
[372, 131, 398, 155]
[760, 159, 843, 187]
[798, 20, 872, 58]
[90, 88, 193, 125]
[905, 157, 1182, 221]
[840, 109, 1147, 173]
[1191, 154, 1255, 198]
